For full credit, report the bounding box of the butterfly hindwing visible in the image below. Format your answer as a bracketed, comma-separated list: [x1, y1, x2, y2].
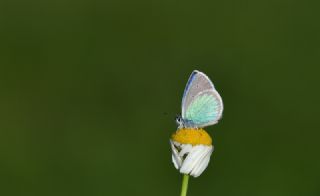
[185, 91, 222, 126]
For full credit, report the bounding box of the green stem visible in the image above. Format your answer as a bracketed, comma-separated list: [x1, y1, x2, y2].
[180, 174, 189, 196]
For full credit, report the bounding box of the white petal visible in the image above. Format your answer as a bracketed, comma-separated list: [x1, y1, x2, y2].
[180, 145, 206, 174]
[190, 146, 213, 177]
[187, 146, 211, 177]
[170, 140, 182, 168]
[190, 147, 210, 177]
[179, 144, 192, 157]
[172, 154, 180, 169]
[173, 141, 181, 146]
[194, 153, 211, 177]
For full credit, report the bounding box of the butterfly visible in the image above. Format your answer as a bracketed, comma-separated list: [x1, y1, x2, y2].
[176, 70, 223, 128]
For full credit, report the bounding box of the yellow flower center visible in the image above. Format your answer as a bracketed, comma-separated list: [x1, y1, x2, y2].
[171, 128, 212, 146]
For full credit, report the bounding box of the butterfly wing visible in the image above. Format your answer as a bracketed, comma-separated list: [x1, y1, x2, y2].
[181, 70, 223, 127]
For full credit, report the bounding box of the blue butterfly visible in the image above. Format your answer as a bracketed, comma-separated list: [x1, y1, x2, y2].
[176, 70, 223, 128]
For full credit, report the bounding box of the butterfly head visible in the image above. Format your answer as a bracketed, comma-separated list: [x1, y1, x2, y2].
[175, 115, 183, 128]
[176, 115, 197, 129]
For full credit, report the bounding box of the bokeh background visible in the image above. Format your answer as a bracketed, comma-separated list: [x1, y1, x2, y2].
[1, 0, 320, 195]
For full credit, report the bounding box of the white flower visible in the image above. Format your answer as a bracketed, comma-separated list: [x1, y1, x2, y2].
[170, 140, 214, 177]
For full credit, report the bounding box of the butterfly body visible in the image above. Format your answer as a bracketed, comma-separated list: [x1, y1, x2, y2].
[177, 70, 223, 129]
[175, 115, 197, 128]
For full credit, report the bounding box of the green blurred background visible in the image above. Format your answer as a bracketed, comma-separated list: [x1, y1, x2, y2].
[0, 0, 319, 195]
